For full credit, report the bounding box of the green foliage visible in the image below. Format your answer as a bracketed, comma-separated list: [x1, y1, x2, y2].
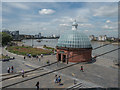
[7, 46, 54, 56]
[107, 39, 113, 42]
[32, 54, 37, 57]
[2, 32, 13, 46]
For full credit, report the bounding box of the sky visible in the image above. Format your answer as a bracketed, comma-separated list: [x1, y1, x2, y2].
[2, 2, 118, 37]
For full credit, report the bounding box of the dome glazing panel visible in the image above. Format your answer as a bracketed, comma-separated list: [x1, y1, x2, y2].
[57, 30, 92, 48]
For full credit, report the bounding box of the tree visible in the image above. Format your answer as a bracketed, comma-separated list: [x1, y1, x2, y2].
[2, 32, 13, 46]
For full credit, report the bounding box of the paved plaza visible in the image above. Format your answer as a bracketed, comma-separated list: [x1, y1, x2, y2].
[1, 47, 119, 88]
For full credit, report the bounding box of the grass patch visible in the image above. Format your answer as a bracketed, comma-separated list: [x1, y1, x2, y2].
[7, 46, 53, 56]
[43, 45, 56, 51]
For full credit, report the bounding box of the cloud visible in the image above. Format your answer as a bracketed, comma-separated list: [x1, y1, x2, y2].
[93, 5, 117, 17]
[2, 2, 118, 37]
[84, 30, 89, 32]
[103, 25, 115, 29]
[79, 23, 94, 28]
[5, 3, 30, 10]
[76, 16, 89, 23]
[59, 24, 70, 26]
[52, 17, 74, 25]
[39, 9, 55, 15]
[106, 20, 111, 23]
[102, 21, 118, 30]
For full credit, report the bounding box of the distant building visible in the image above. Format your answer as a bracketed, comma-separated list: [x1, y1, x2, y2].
[51, 34, 56, 38]
[34, 35, 39, 38]
[98, 35, 107, 41]
[10, 31, 19, 40]
[94, 37, 98, 41]
[2, 30, 20, 40]
[98, 35, 102, 41]
[89, 35, 94, 41]
[111, 37, 116, 41]
[19, 34, 25, 40]
[24, 35, 34, 39]
[34, 33, 41, 38]
[38, 33, 41, 38]
[89, 35, 99, 41]
[103, 35, 107, 41]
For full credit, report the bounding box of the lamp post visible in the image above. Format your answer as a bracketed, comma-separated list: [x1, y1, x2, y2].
[32, 39, 34, 47]
[31, 35, 34, 47]
[67, 48, 69, 64]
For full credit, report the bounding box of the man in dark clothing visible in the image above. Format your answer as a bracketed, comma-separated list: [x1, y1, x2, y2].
[11, 66, 14, 73]
[24, 56, 26, 59]
[54, 75, 58, 83]
[7, 67, 10, 73]
[36, 81, 39, 90]
[13, 57, 15, 59]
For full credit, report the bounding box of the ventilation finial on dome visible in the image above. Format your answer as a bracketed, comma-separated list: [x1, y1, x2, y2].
[72, 19, 78, 30]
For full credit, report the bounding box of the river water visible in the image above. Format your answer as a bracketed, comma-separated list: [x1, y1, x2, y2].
[22, 39, 118, 61]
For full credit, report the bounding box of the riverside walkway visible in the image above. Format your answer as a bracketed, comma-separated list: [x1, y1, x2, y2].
[1, 47, 119, 88]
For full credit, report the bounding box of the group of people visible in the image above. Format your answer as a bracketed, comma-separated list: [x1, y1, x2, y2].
[7, 66, 14, 73]
[26, 54, 43, 61]
[40, 54, 43, 58]
[54, 75, 62, 85]
[35, 75, 62, 89]
[7, 66, 25, 78]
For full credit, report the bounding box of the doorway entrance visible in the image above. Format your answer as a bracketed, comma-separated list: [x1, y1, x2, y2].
[58, 54, 61, 61]
[63, 55, 66, 62]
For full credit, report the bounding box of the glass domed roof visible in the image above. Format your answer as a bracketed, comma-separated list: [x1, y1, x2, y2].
[57, 30, 92, 48]
[57, 20, 92, 48]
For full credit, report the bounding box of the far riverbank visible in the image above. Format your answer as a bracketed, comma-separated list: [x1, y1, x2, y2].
[91, 41, 120, 45]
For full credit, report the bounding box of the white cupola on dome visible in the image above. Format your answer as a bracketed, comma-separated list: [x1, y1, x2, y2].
[72, 20, 78, 30]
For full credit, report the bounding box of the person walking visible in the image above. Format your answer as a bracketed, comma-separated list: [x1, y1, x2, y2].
[21, 70, 24, 78]
[13, 57, 15, 59]
[74, 79, 77, 85]
[57, 76, 61, 85]
[24, 56, 26, 60]
[41, 54, 43, 58]
[80, 66, 84, 72]
[7, 67, 10, 73]
[54, 75, 58, 83]
[46, 60, 50, 65]
[35, 81, 39, 90]
[11, 66, 14, 73]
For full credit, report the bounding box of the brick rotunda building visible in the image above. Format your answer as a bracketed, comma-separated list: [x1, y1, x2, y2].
[56, 20, 92, 63]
